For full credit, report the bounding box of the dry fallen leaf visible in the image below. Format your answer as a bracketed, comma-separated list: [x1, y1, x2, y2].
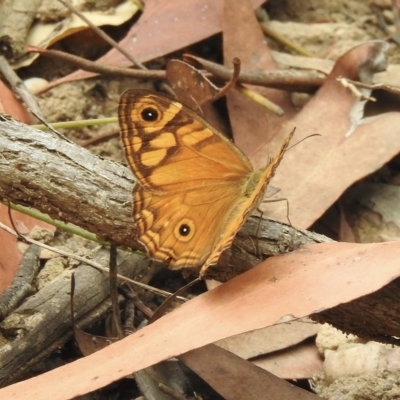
[165, 59, 229, 134]
[216, 318, 319, 359]
[223, 0, 296, 155]
[216, 318, 322, 380]
[180, 344, 321, 399]
[2, 241, 400, 399]
[0, 190, 54, 293]
[254, 41, 400, 228]
[14, 0, 140, 69]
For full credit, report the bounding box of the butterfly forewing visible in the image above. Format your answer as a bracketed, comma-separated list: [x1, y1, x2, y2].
[119, 90, 253, 193]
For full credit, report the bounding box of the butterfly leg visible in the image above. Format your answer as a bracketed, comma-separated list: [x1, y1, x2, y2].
[261, 197, 292, 227]
[254, 208, 264, 258]
[253, 198, 292, 257]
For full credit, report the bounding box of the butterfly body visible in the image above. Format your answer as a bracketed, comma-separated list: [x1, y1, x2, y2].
[119, 90, 291, 275]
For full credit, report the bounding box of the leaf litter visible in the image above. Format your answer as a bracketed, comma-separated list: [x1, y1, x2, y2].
[2, 241, 400, 398]
[1, 0, 400, 399]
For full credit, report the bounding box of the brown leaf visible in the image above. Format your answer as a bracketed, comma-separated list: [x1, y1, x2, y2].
[44, 0, 265, 89]
[73, 324, 117, 356]
[223, 0, 296, 155]
[2, 241, 400, 398]
[16, 1, 139, 69]
[216, 318, 319, 359]
[215, 318, 322, 380]
[166, 59, 229, 134]
[180, 344, 321, 399]
[166, 59, 219, 110]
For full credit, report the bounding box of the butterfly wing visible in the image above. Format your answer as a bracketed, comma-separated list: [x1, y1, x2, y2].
[199, 130, 293, 274]
[118, 89, 292, 271]
[119, 89, 253, 193]
[133, 131, 292, 270]
[133, 183, 248, 268]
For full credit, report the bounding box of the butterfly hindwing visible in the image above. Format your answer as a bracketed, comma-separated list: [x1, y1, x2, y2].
[133, 183, 247, 269]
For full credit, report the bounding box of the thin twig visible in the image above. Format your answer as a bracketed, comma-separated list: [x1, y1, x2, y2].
[110, 244, 124, 339]
[236, 83, 284, 115]
[0, 221, 183, 299]
[337, 77, 376, 101]
[119, 284, 155, 318]
[57, 0, 147, 69]
[28, 46, 324, 92]
[27, 46, 164, 80]
[7, 201, 25, 241]
[30, 109, 74, 142]
[148, 278, 200, 324]
[256, 8, 315, 57]
[184, 54, 324, 91]
[338, 76, 400, 96]
[32, 116, 117, 131]
[211, 57, 241, 101]
[0, 55, 43, 118]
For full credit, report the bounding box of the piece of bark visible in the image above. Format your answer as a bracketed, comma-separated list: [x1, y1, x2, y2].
[0, 248, 150, 387]
[0, 244, 40, 320]
[0, 0, 43, 60]
[0, 116, 329, 281]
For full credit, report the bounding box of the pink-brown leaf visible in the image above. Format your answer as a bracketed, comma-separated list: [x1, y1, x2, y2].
[255, 41, 399, 228]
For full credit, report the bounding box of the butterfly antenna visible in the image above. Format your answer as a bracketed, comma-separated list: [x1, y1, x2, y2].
[287, 133, 321, 152]
[267, 127, 295, 172]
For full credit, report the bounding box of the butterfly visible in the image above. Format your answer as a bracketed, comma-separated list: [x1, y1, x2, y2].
[118, 89, 292, 276]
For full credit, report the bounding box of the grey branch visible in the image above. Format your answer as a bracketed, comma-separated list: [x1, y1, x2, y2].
[0, 117, 330, 280]
[0, 116, 138, 247]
